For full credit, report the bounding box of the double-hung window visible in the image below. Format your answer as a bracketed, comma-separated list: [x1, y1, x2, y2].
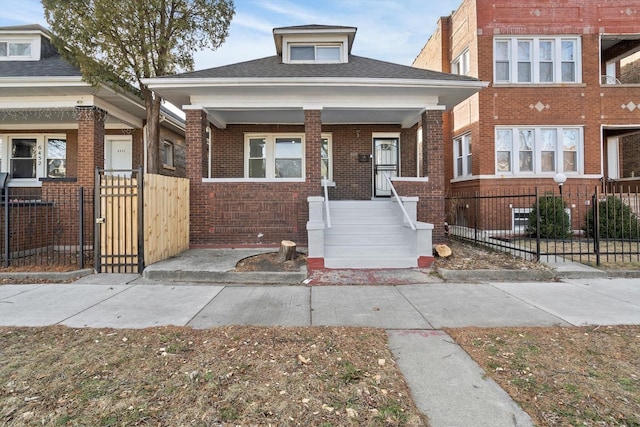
[494, 37, 581, 84]
[495, 127, 581, 175]
[453, 133, 472, 177]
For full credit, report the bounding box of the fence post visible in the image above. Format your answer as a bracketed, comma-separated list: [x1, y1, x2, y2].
[593, 186, 600, 266]
[79, 187, 84, 269]
[3, 187, 8, 268]
[94, 168, 101, 273]
[474, 191, 479, 244]
[535, 187, 541, 261]
[137, 167, 145, 274]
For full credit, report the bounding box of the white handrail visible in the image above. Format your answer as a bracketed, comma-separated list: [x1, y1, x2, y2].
[322, 178, 332, 228]
[386, 175, 416, 230]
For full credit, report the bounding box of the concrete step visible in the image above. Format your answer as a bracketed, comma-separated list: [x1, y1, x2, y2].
[324, 233, 407, 246]
[325, 244, 413, 258]
[324, 255, 417, 269]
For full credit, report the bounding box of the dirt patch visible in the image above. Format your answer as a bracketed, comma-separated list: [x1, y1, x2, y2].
[236, 251, 307, 272]
[447, 325, 640, 426]
[433, 239, 553, 272]
[0, 325, 428, 426]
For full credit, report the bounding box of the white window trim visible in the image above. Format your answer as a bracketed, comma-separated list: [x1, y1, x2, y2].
[162, 140, 175, 170]
[1, 134, 66, 186]
[244, 133, 306, 181]
[0, 35, 40, 61]
[454, 133, 472, 178]
[321, 134, 333, 183]
[494, 126, 583, 175]
[452, 49, 470, 76]
[512, 207, 532, 232]
[493, 36, 582, 84]
[282, 34, 348, 64]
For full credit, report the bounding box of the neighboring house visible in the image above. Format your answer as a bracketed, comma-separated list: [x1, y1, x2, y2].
[413, 0, 640, 229]
[145, 25, 486, 268]
[0, 24, 186, 270]
[0, 24, 186, 192]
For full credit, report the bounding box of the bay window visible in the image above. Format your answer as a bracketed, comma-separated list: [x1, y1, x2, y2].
[495, 126, 582, 175]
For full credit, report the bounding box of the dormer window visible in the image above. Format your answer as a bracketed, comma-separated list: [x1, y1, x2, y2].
[274, 25, 356, 64]
[0, 41, 32, 57]
[290, 44, 341, 62]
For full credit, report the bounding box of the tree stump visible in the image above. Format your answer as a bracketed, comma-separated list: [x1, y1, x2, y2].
[434, 244, 452, 258]
[277, 240, 297, 263]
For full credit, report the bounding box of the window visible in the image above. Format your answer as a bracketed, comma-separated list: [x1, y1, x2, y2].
[244, 133, 332, 180]
[494, 37, 581, 83]
[3, 135, 66, 180]
[454, 133, 472, 177]
[512, 208, 531, 231]
[162, 140, 175, 168]
[289, 44, 341, 63]
[452, 50, 470, 76]
[0, 41, 32, 58]
[321, 137, 332, 181]
[245, 134, 304, 179]
[274, 137, 302, 178]
[46, 138, 66, 178]
[495, 127, 582, 175]
[11, 138, 36, 178]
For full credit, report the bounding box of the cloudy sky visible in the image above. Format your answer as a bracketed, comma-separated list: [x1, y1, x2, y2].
[0, 0, 462, 69]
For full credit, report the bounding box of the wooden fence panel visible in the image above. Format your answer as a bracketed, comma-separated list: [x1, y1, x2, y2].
[143, 173, 189, 266]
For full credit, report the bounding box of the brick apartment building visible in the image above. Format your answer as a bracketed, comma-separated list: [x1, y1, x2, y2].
[414, 0, 640, 206]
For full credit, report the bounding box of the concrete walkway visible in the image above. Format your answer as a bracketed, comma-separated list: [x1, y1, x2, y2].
[1, 273, 639, 427]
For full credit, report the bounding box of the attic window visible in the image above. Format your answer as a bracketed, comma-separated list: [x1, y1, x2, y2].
[0, 41, 32, 58]
[289, 44, 341, 63]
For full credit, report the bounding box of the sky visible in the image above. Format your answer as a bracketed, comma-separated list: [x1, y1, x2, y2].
[0, 0, 462, 69]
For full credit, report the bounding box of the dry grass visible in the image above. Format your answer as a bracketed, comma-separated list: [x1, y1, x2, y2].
[0, 325, 428, 427]
[448, 325, 640, 427]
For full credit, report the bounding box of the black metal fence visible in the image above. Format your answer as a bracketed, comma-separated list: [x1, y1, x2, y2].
[1, 186, 92, 270]
[446, 184, 640, 266]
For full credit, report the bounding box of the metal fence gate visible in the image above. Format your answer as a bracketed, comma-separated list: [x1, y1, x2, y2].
[94, 167, 144, 273]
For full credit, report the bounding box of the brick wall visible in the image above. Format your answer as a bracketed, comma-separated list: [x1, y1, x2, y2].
[415, 0, 640, 201]
[186, 109, 445, 246]
[76, 106, 106, 188]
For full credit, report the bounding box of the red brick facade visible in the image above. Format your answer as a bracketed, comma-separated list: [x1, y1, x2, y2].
[415, 0, 640, 200]
[185, 109, 445, 246]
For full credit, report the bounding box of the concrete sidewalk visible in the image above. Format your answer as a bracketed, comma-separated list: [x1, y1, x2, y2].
[1, 276, 639, 427]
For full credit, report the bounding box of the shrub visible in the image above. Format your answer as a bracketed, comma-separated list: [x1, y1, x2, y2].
[527, 194, 571, 239]
[583, 196, 640, 238]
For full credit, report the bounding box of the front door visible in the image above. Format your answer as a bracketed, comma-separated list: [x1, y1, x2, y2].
[105, 137, 133, 176]
[373, 138, 399, 197]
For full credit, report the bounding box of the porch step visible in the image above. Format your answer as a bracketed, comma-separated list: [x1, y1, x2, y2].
[323, 200, 417, 269]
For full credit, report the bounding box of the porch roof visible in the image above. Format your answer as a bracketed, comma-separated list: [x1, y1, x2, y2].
[146, 55, 487, 129]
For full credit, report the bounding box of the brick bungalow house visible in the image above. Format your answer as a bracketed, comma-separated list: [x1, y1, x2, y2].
[145, 25, 486, 269]
[0, 24, 185, 268]
[413, 0, 640, 232]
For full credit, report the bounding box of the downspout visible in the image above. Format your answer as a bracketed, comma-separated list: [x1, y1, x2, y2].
[143, 123, 148, 174]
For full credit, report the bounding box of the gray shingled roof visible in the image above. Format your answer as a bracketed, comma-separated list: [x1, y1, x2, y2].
[166, 55, 478, 82]
[0, 55, 81, 78]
